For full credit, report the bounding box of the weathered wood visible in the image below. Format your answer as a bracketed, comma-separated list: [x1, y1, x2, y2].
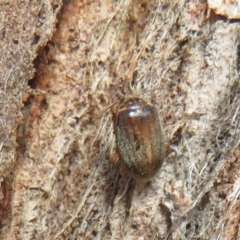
[0, 0, 239, 239]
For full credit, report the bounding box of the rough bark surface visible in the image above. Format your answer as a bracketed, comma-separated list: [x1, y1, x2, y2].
[0, 0, 239, 240]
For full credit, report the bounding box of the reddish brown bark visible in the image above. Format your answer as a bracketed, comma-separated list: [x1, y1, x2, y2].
[0, 1, 239, 239]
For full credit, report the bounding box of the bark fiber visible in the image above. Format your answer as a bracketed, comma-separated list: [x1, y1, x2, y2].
[0, 0, 239, 239]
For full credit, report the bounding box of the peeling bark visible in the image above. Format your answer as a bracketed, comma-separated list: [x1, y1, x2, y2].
[0, 1, 239, 239]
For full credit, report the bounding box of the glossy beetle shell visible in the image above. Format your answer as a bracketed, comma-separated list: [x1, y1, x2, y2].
[114, 97, 165, 179]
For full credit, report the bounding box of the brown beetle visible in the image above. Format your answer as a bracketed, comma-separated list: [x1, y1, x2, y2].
[113, 97, 165, 179]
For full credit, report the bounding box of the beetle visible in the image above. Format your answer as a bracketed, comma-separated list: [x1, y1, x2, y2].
[113, 97, 165, 179]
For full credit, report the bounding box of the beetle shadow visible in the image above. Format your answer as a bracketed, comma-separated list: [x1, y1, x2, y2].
[103, 163, 136, 208]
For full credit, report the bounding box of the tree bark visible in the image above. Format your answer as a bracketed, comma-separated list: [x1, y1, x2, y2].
[0, 0, 239, 239]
